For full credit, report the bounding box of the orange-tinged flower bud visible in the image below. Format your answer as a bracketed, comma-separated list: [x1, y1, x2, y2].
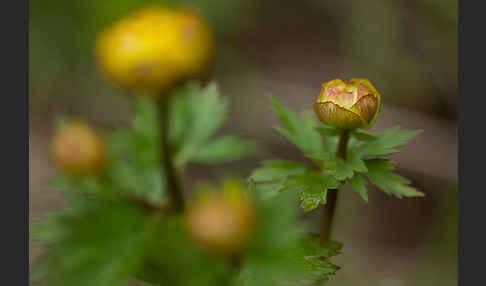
[185, 181, 255, 255]
[313, 78, 381, 129]
[95, 5, 213, 93]
[51, 121, 106, 176]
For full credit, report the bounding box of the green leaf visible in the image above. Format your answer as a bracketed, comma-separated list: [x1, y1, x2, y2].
[365, 159, 425, 198]
[169, 82, 254, 166]
[315, 125, 341, 137]
[171, 82, 228, 165]
[191, 135, 255, 163]
[352, 131, 377, 141]
[137, 218, 232, 286]
[291, 235, 342, 281]
[108, 127, 165, 205]
[31, 197, 157, 286]
[330, 154, 368, 181]
[286, 171, 341, 211]
[355, 126, 422, 157]
[271, 96, 322, 155]
[349, 173, 369, 202]
[249, 160, 312, 199]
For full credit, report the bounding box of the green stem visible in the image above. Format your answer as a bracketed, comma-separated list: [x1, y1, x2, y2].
[158, 95, 185, 213]
[320, 129, 350, 241]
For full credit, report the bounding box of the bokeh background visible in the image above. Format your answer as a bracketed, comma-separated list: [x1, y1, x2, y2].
[29, 0, 458, 285]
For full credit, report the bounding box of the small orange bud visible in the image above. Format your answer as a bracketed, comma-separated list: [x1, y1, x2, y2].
[185, 182, 255, 255]
[95, 5, 213, 93]
[313, 78, 381, 129]
[50, 121, 106, 176]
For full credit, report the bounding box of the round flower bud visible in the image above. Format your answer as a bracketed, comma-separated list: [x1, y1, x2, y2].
[50, 121, 106, 176]
[95, 5, 213, 92]
[185, 189, 255, 255]
[313, 78, 381, 129]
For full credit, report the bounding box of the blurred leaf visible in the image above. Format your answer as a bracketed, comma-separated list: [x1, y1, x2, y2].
[237, 184, 309, 286]
[107, 96, 165, 204]
[136, 218, 232, 286]
[170, 82, 254, 166]
[249, 160, 312, 199]
[31, 197, 158, 286]
[355, 126, 422, 157]
[191, 135, 255, 163]
[271, 96, 323, 156]
[365, 159, 424, 198]
[348, 173, 369, 202]
[315, 125, 341, 137]
[351, 131, 377, 141]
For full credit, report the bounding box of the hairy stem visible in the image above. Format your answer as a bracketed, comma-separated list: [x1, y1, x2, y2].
[320, 129, 350, 241]
[158, 95, 185, 212]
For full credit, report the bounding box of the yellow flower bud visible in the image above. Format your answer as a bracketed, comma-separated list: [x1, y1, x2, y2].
[313, 78, 381, 129]
[95, 5, 213, 93]
[185, 181, 255, 255]
[50, 120, 106, 176]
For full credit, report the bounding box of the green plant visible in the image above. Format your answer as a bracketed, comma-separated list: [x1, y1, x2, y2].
[31, 5, 424, 286]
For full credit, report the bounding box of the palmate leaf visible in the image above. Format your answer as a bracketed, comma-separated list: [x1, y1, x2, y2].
[355, 126, 422, 157]
[306, 152, 367, 181]
[291, 235, 342, 282]
[249, 160, 313, 199]
[365, 159, 425, 198]
[348, 173, 369, 202]
[31, 196, 158, 286]
[271, 96, 323, 155]
[286, 171, 341, 211]
[190, 135, 256, 163]
[236, 183, 309, 286]
[136, 218, 232, 286]
[169, 82, 254, 166]
[108, 97, 165, 204]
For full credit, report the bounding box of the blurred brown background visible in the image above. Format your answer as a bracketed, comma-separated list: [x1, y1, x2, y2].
[30, 0, 458, 285]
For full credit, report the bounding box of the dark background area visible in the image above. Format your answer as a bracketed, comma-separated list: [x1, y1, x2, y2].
[29, 0, 458, 285]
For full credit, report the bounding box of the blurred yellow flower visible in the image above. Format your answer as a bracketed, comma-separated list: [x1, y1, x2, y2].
[185, 180, 255, 255]
[51, 120, 106, 176]
[95, 6, 213, 93]
[313, 78, 381, 129]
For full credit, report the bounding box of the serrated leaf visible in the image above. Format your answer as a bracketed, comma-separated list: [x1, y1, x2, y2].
[190, 135, 255, 163]
[291, 235, 342, 281]
[271, 96, 322, 155]
[330, 154, 368, 181]
[349, 173, 369, 202]
[250, 160, 311, 182]
[355, 126, 422, 157]
[286, 171, 341, 211]
[108, 127, 165, 204]
[365, 159, 425, 198]
[31, 198, 157, 286]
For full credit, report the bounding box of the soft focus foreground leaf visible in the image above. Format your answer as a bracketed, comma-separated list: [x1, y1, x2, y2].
[31, 196, 158, 286]
[108, 96, 165, 204]
[355, 126, 422, 157]
[365, 159, 425, 198]
[136, 218, 233, 286]
[170, 82, 254, 166]
[236, 185, 309, 286]
[191, 135, 255, 163]
[271, 96, 322, 155]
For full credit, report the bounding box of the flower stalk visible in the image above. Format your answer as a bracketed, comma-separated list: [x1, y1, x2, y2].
[320, 129, 350, 241]
[158, 95, 185, 212]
